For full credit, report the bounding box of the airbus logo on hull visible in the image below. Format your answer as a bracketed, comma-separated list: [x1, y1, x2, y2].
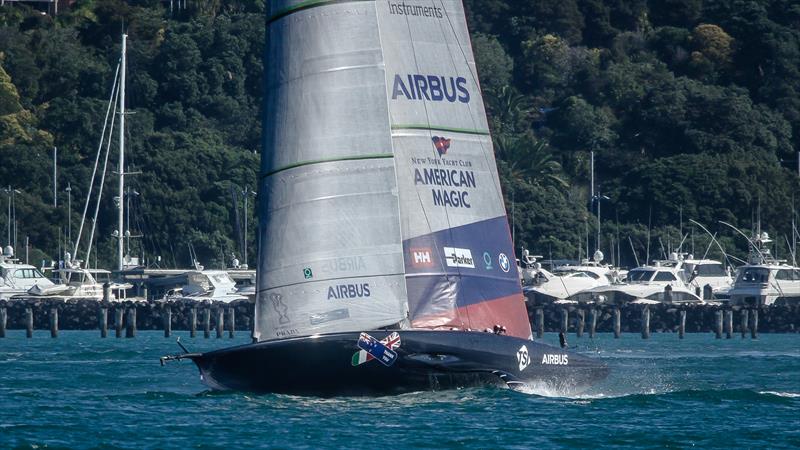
[392, 74, 470, 103]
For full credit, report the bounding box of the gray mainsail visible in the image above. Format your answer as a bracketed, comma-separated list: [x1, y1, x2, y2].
[256, 0, 531, 341]
[255, 0, 409, 340]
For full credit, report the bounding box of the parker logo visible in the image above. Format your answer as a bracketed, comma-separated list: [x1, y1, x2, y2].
[541, 354, 569, 365]
[443, 247, 474, 268]
[410, 248, 433, 267]
[431, 136, 451, 156]
[517, 345, 530, 371]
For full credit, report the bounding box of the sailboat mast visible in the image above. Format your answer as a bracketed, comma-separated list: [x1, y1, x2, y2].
[118, 34, 126, 271]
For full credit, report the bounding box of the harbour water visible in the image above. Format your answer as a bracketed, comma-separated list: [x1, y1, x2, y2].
[1, 331, 798, 448]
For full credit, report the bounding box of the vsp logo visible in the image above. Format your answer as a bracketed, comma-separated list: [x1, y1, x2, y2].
[517, 345, 530, 371]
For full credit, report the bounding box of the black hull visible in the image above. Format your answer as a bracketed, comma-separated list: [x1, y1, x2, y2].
[174, 330, 608, 397]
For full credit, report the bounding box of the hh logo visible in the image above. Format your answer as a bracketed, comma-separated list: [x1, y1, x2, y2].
[431, 136, 451, 156]
[410, 248, 433, 267]
[517, 345, 530, 371]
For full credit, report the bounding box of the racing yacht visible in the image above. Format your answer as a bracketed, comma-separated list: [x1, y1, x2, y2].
[161, 1, 608, 396]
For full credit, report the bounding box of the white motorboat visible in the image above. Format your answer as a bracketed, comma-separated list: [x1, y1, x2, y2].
[25, 261, 132, 300]
[521, 250, 625, 302]
[573, 256, 703, 305]
[165, 270, 248, 303]
[0, 246, 59, 299]
[728, 232, 800, 306]
[679, 255, 734, 298]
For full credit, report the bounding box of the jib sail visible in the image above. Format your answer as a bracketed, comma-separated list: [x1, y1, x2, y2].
[377, 0, 531, 339]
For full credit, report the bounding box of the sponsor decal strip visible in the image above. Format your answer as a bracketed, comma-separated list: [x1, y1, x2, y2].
[391, 124, 491, 136]
[261, 153, 393, 179]
[268, 0, 374, 24]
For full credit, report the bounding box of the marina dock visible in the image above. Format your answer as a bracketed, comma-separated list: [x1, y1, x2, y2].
[0, 298, 797, 338]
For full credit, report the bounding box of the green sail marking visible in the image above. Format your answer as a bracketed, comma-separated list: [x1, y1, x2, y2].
[261, 153, 394, 178]
[268, 0, 374, 24]
[391, 124, 491, 136]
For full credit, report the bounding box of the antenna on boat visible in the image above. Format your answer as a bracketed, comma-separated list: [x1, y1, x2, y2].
[793, 193, 797, 264]
[679, 206, 683, 252]
[689, 219, 733, 268]
[117, 33, 127, 272]
[646, 205, 652, 264]
[784, 235, 796, 267]
[719, 220, 766, 264]
[628, 236, 640, 267]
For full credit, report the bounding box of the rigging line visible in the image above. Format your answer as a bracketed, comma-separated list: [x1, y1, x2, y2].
[438, 0, 507, 220]
[73, 62, 121, 260]
[689, 219, 734, 269]
[400, 4, 467, 329]
[437, 0, 516, 327]
[372, 1, 413, 327]
[84, 85, 119, 265]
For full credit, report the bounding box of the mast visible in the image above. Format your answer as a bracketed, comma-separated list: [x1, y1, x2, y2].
[118, 33, 126, 271]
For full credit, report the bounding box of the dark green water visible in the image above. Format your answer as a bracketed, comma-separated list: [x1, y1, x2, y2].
[1, 331, 798, 449]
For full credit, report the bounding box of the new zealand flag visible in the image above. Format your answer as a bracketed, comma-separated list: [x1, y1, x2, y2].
[431, 136, 451, 156]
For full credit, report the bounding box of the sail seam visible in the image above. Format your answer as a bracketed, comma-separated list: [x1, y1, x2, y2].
[268, 0, 374, 24]
[390, 124, 490, 136]
[261, 153, 394, 178]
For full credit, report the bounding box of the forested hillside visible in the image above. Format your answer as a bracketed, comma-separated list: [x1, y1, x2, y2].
[0, 0, 798, 268]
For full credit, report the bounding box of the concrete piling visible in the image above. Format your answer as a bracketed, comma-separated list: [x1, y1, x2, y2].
[0, 305, 6, 338]
[536, 308, 544, 338]
[641, 306, 650, 339]
[577, 309, 585, 337]
[125, 306, 136, 338]
[589, 308, 597, 338]
[203, 307, 211, 339]
[724, 310, 733, 339]
[25, 306, 33, 338]
[190, 307, 197, 338]
[163, 306, 172, 338]
[715, 310, 723, 339]
[114, 305, 125, 338]
[216, 307, 224, 338]
[741, 309, 749, 338]
[49, 307, 58, 338]
[750, 309, 759, 339]
[679, 309, 686, 339]
[115, 307, 123, 338]
[99, 306, 108, 338]
[613, 307, 621, 338]
[228, 307, 235, 338]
